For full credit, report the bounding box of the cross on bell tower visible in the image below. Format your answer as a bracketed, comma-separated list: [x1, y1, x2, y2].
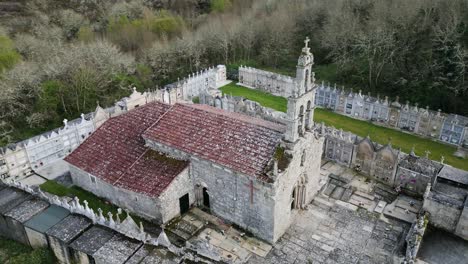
[304, 37, 310, 48]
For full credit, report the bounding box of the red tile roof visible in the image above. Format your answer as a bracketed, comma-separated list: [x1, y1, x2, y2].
[64, 102, 188, 198]
[143, 104, 284, 181]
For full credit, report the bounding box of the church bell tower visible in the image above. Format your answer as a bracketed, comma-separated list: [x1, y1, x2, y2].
[284, 37, 317, 143]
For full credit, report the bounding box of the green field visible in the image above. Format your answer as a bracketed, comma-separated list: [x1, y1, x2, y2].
[0, 237, 55, 264]
[218, 83, 467, 171]
[219, 83, 288, 112]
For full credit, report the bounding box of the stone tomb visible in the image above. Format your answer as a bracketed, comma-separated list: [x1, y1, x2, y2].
[46, 214, 92, 264]
[24, 204, 70, 248]
[3, 198, 49, 245]
[69, 225, 116, 264]
[0, 187, 32, 237]
[93, 233, 143, 264]
[139, 247, 179, 264]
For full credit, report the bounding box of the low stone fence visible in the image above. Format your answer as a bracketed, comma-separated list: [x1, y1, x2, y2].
[404, 213, 428, 263]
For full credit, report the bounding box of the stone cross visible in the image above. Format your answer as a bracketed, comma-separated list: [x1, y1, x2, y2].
[244, 180, 259, 205]
[304, 37, 310, 48]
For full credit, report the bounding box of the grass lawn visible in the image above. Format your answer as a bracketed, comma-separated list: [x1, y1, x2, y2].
[217, 83, 468, 171]
[219, 83, 288, 112]
[0, 237, 55, 264]
[39, 180, 150, 226]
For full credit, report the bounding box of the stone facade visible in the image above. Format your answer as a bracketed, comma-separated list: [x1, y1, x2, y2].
[69, 164, 192, 224]
[238, 66, 296, 97]
[319, 124, 452, 196]
[180, 65, 229, 100]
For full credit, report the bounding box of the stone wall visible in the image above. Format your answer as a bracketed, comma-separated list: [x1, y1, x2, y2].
[238, 66, 296, 98]
[179, 65, 228, 100]
[145, 137, 277, 243]
[158, 167, 194, 223]
[69, 164, 165, 222]
[272, 132, 324, 242]
[315, 83, 468, 148]
[455, 198, 468, 240]
[199, 92, 288, 125]
[423, 191, 464, 232]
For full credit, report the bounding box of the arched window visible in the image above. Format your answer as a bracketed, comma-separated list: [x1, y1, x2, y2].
[305, 69, 309, 91]
[305, 100, 312, 129]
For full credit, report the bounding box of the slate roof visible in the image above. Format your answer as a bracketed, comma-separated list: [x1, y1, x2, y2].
[24, 205, 70, 233]
[399, 154, 443, 177]
[4, 198, 49, 223]
[93, 234, 142, 264]
[46, 214, 92, 243]
[0, 188, 31, 214]
[69, 225, 115, 255]
[143, 103, 284, 181]
[437, 165, 468, 185]
[65, 102, 189, 198]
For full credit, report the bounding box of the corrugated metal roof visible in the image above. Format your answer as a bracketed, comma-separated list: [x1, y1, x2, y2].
[24, 205, 70, 233]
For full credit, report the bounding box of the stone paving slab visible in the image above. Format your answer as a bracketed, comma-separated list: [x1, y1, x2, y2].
[323, 183, 336, 196]
[374, 200, 387, 214]
[330, 186, 345, 200]
[248, 194, 410, 264]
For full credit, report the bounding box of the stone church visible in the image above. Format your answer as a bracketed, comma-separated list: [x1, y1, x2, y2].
[65, 39, 323, 243]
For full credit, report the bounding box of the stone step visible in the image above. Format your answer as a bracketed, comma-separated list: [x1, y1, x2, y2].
[323, 183, 336, 196]
[312, 196, 334, 210]
[354, 190, 375, 201]
[335, 200, 358, 211]
[341, 188, 354, 202]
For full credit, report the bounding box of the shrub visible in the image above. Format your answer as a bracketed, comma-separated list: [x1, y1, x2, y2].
[0, 35, 21, 72]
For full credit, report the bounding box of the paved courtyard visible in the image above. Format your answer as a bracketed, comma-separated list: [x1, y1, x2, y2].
[248, 195, 409, 264]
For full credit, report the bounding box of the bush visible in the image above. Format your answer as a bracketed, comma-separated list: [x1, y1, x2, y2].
[211, 0, 231, 12]
[0, 35, 21, 72]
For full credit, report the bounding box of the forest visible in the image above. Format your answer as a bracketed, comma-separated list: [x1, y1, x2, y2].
[0, 0, 467, 145]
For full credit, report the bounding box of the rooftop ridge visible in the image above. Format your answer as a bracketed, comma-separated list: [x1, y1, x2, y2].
[185, 103, 286, 133]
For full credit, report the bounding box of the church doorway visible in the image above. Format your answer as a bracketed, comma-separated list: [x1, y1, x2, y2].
[202, 187, 210, 208]
[179, 193, 190, 215]
[291, 176, 307, 210]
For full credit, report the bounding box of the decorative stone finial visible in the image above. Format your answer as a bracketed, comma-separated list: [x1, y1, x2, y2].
[108, 212, 115, 227]
[425, 150, 431, 159]
[63, 119, 68, 127]
[410, 145, 416, 156]
[440, 156, 445, 164]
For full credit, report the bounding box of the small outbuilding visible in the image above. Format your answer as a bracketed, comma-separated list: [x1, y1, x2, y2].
[69, 225, 116, 264]
[93, 233, 143, 264]
[24, 204, 70, 248]
[46, 214, 92, 264]
[0, 187, 32, 237]
[139, 247, 179, 263]
[3, 198, 49, 245]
